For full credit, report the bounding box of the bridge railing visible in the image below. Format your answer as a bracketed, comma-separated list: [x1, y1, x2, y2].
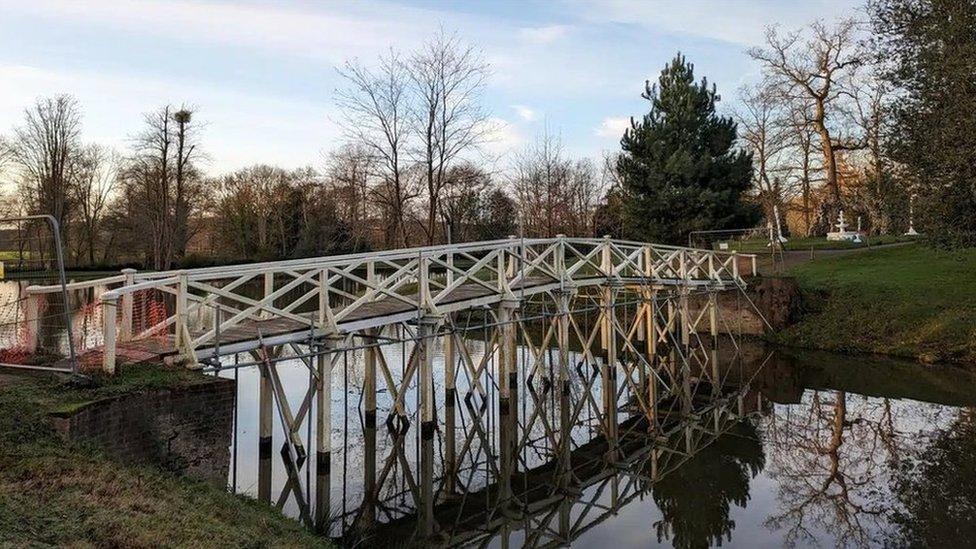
[26, 237, 757, 372]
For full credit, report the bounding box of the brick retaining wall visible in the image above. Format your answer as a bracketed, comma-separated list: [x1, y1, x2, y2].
[50, 376, 236, 484]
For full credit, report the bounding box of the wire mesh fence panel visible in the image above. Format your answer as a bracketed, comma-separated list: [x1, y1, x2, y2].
[0, 215, 77, 371]
[688, 227, 771, 252]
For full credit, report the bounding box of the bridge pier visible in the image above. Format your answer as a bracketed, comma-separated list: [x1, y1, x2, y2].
[417, 316, 440, 540]
[257, 351, 274, 504]
[315, 338, 334, 534]
[443, 318, 457, 497]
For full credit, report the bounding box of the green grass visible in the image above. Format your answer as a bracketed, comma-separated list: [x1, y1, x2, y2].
[0, 365, 330, 548]
[720, 234, 918, 253]
[774, 243, 976, 365]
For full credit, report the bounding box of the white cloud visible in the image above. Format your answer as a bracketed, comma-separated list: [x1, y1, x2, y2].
[519, 24, 571, 44]
[0, 63, 338, 173]
[574, 0, 863, 47]
[0, 0, 433, 63]
[511, 105, 537, 122]
[595, 116, 631, 139]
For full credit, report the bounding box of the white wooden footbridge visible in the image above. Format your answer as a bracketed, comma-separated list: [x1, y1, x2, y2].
[27, 235, 761, 541]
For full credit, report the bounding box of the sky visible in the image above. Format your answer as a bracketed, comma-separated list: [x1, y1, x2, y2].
[0, 0, 863, 174]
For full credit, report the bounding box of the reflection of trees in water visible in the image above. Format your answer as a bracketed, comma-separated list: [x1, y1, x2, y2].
[652, 420, 765, 549]
[764, 390, 955, 547]
[890, 408, 976, 546]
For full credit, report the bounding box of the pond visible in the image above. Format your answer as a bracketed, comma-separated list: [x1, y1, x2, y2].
[213, 335, 976, 548]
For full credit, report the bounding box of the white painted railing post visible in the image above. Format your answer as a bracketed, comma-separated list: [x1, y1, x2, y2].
[119, 268, 136, 342]
[318, 268, 328, 328]
[262, 271, 274, 319]
[601, 234, 612, 278]
[445, 249, 454, 287]
[555, 234, 566, 288]
[751, 255, 758, 277]
[175, 271, 188, 350]
[506, 235, 518, 278]
[420, 253, 431, 310]
[102, 293, 118, 374]
[732, 251, 740, 281]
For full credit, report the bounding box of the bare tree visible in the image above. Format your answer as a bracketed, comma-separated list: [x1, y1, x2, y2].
[325, 144, 375, 250]
[512, 129, 603, 237]
[439, 162, 492, 243]
[171, 107, 203, 258]
[73, 145, 118, 265]
[786, 100, 821, 236]
[749, 20, 867, 217]
[736, 81, 795, 227]
[336, 51, 417, 247]
[10, 95, 83, 249]
[408, 30, 492, 244]
[123, 104, 205, 269]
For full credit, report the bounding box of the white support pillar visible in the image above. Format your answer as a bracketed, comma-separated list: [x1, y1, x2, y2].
[417, 316, 438, 539]
[257, 355, 273, 504]
[315, 340, 333, 533]
[443, 318, 457, 496]
[709, 291, 720, 393]
[496, 300, 518, 403]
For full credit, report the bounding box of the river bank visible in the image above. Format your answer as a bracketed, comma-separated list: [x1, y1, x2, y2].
[772, 242, 976, 366]
[0, 365, 329, 547]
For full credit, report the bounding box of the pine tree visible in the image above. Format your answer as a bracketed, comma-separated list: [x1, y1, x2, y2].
[618, 54, 757, 245]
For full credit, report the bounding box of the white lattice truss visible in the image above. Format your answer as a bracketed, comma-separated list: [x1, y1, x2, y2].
[28, 236, 757, 373]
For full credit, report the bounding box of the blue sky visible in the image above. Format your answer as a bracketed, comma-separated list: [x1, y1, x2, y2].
[0, 0, 862, 173]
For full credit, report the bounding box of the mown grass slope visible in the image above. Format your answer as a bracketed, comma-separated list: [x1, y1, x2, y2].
[775, 243, 976, 365]
[0, 365, 329, 548]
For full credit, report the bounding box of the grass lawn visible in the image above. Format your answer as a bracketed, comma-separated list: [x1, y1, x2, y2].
[0, 365, 330, 548]
[775, 243, 976, 365]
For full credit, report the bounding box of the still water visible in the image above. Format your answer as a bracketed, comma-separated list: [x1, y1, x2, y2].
[215, 337, 976, 548]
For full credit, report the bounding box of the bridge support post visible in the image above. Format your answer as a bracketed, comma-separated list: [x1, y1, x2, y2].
[417, 316, 439, 540]
[496, 299, 519, 515]
[644, 289, 658, 430]
[496, 300, 519, 403]
[709, 291, 720, 393]
[361, 328, 377, 523]
[602, 288, 618, 458]
[258, 355, 273, 504]
[315, 339, 333, 534]
[443, 318, 457, 497]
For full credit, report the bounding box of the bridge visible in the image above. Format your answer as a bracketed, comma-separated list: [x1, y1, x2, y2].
[27, 235, 763, 543]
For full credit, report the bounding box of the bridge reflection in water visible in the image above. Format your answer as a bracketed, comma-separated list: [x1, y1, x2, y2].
[217, 282, 769, 547]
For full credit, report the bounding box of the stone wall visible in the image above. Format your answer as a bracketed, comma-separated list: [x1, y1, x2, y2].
[50, 376, 235, 484]
[689, 276, 802, 336]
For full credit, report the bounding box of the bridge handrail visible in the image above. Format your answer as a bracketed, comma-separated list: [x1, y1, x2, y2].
[24, 237, 758, 373]
[26, 237, 756, 291]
